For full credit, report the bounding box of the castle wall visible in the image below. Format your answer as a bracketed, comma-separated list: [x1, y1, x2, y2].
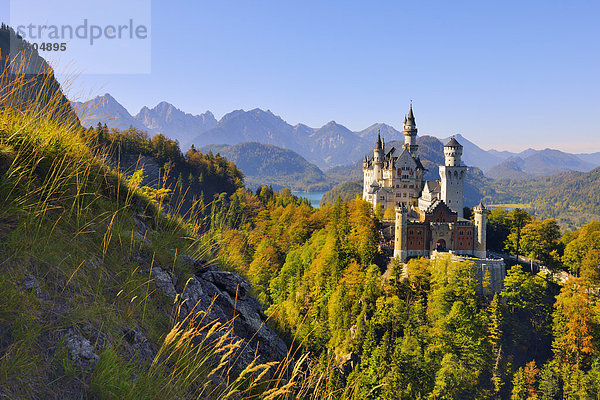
[431, 251, 506, 293]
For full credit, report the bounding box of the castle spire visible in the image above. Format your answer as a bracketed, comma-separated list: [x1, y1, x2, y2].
[402, 103, 418, 154]
[407, 102, 414, 121]
[376, 130, 382, 149]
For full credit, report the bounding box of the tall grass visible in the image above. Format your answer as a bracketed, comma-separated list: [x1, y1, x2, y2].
[0, 47, 362, 399]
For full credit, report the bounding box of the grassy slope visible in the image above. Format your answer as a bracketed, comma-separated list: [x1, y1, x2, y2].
[0, 67, 296, 398]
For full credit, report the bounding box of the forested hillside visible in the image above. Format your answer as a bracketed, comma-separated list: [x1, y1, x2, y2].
[199, 142, 331, 191]
[485, 167, 600, 229]
[202, 187, 600, 398]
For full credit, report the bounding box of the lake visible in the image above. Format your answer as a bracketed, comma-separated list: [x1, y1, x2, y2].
[291, 191, 327, 208]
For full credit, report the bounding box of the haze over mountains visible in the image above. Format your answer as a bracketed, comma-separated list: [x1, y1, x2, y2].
[72, 94, 600, 181]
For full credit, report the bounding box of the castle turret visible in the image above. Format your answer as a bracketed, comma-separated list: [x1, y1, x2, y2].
[444, 136, 463, 166]
[373, 131, 383, 180]
[403, 103, 418, 154]
[394, 203, 408, 262]
[439, 136, 467, 217]
[474, 202, 488, 258]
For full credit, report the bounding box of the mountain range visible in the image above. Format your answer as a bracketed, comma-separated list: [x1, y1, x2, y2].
[72, 94, 600, 178]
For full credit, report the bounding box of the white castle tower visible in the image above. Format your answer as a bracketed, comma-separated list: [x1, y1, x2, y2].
[373, 133, 383, 182]
[393, 203, 408, 260]
[403, 103, 418, 154]
[439, 137, 467, 218]
[474, 202, 488, 258]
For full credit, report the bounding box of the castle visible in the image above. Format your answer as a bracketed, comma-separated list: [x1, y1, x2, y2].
[362, 104, 488, 263]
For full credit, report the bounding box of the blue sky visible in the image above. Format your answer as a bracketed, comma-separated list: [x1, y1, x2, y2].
[3, 1, 600, 152]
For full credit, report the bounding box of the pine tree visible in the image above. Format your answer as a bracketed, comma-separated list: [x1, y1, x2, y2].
[538, 361, 562, 400]
[524, 360, 540, 399]
[511, 367, 527, 400]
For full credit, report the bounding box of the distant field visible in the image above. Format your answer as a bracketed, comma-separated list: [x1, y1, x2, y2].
[487, 203, 531, 209]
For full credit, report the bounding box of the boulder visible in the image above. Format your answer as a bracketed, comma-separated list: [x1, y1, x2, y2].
[179, 272, 288, 363]
[63, 329, 100, 370]
[151, 265, 177, 299]
[200, 270, 251, 300]
[339, 352, 361, 375]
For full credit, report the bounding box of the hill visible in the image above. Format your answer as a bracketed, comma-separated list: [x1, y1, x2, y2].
[486, 167, 600, 229]
[193, 110, 370, 169]
[198, 142, 331, 191]
[355, 123, 403, 142]
[320, 180, 363, 205]
[486, 149, 596, 180]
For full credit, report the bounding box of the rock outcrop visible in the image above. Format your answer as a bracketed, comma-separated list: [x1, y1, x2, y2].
[149, 255, 289, 366]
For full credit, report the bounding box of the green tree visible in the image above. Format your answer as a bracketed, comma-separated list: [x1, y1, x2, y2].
[520, 219, 561, 266]
[538, 361, 562, 400]
[552, 278, 596, 369]
[505, 209, 533, 261]
[511, 367, 527, 400]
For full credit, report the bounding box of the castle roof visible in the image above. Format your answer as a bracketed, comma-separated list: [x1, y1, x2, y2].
[414, 156, 425, 171]
[425, 199, 456, 216]
[423, 180, 441, 194]
[445, 137, 462, 148]
[407, 103, 415, 121]
[474, 201, 487, 212]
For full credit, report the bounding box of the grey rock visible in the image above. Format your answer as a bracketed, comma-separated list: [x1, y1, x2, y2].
[151, 266, 177, 299]
[200, 270, 251, 300]
[179, 273, 288, 363]
[20, 274, 41, 297]
[81, 324, 110, 351]
[124, 328, 155, 362]
[63, 329, 100, 370]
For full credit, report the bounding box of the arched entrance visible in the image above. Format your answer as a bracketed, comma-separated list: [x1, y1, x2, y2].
[436, 239, 447, 252]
